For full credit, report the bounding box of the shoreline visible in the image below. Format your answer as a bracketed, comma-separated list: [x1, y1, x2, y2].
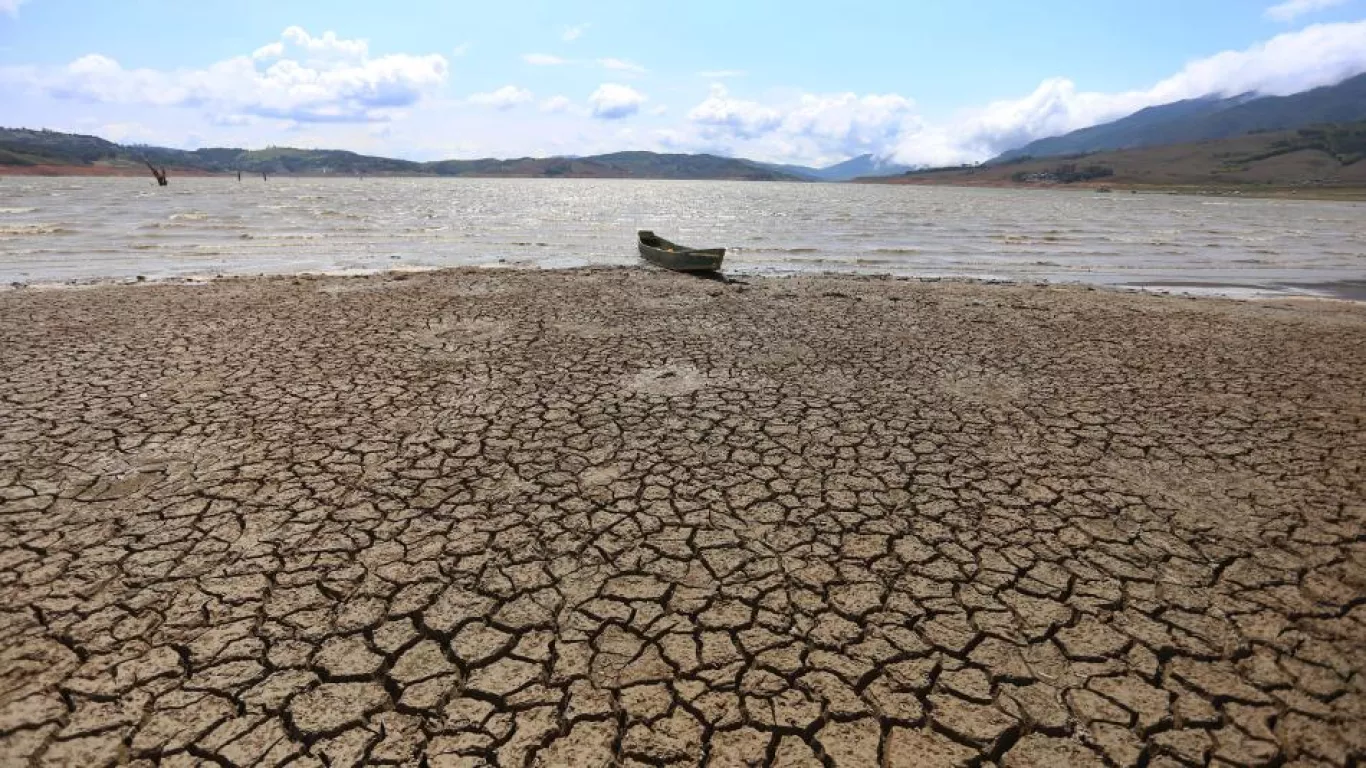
[7, 262, 1366, 303]
[8, 166, 1366, 201]
[0, 167, 802, 182]
[861, 177, 1366, 202]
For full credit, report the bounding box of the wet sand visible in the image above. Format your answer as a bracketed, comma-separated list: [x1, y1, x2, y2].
[1, 268, 1364, 767]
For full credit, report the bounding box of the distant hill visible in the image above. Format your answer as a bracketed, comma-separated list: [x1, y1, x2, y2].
[424, 151, 804, 180]
[995, 72, 1366, 162]
[992, 95, 1255, 163]
[0, 128, 123, 166]
[0, 128, 807, 181]
[758, 153, 915, 181]
[870, 121, 1366, 192]
[818, 154, 916, 180]
[752, 161, 820, 180]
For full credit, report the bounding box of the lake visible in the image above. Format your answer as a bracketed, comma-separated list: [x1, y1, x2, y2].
[2, 176, 1363, 297]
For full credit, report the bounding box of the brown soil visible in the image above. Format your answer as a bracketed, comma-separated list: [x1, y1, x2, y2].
[1, 268, 1363, 766]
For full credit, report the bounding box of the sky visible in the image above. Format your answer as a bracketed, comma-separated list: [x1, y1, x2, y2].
[2, 0, 1366, 167]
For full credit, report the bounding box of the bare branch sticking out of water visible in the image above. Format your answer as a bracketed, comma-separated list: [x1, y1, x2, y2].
[143, 160, 168, 187]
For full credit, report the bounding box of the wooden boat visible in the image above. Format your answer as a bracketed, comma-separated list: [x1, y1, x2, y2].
[637, 230, 725, 272]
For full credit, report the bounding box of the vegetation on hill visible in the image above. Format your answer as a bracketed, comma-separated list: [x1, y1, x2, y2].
[1247, 123, 1366, 166]
[421, 152, 799, 180]
[994, 73, 1366, 162]
[1009, 163, 1115, 184]
[872, 121, 1366, 193]
[0, 128, 121, 166]
[0, 127, 805, 181]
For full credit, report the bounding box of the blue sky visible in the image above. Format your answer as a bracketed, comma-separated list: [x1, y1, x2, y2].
[2, 0, 1365, 165]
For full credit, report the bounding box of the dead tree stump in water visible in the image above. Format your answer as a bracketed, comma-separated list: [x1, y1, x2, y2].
[144, 160, 168, 186]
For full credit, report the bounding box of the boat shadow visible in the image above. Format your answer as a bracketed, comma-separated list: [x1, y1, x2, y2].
[687, 270, 748, 286]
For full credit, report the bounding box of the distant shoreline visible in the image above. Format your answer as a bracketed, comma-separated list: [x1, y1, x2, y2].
[8, 265, 1364, 303]
[1, 164, 226, 178]
[7, 166, 1366, 200]
[856, 176, 1366, 202]
[0, 164, 805, 181]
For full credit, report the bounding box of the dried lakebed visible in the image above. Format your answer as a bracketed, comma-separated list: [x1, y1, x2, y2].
[0, 268, 1363, 767]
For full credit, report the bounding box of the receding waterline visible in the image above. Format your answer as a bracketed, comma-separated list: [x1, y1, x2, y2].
[1, 177, 1362, 297]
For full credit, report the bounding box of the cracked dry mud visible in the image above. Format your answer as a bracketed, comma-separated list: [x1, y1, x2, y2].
[1, 268, 1364, 768]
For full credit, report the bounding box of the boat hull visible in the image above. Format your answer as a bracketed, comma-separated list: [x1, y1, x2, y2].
[637, 230, 724, 272]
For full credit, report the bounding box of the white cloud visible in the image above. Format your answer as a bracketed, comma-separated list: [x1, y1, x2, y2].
[589, 83, 646, 119]
[670, 20, 1366, 166]
[7, 26, 448, 123]
[891, 19, 1366, 165]
[210, 114, 258, 127]
[1146, 20, 1366, 99]
[598, 58, 647, 75]
[523, 53, 567, 66]
[1265, 0, 1348, 21]
[562, 23, 589, 42]
[684, 85, 918, 163]
[468, 85, 533, 110]
[273, 26, 368, 60]
[688, 84, 783, 138]
[0, 0, 28, 16]
[451, 43, 471, 57]
[649, 105, 668, 116]
[540, 95, 572, 113]
[99, 121, 158, 143]
[8, 16, 1366, 168]
[894, 77, 1124, 165]
[785, 92, 917, 148]
[697, 70, 745, 79]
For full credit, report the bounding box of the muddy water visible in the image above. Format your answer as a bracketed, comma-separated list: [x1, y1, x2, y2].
[1, 176, 1362, 297]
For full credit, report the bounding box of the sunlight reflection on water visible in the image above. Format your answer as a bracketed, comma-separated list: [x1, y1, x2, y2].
[1, 176, 1362, 296]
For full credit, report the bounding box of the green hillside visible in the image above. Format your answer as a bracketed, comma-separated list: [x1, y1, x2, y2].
[873, 122, 1366, 193]
[0, 127, 804, 181]
[0, 128, 121, 166]
[995, 73, 1366, 162]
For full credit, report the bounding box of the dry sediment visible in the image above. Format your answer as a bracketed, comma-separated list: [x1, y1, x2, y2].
[1, 267, 1363, 767]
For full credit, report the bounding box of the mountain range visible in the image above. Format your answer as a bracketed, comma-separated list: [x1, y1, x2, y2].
[994, 72, 1366, 163]
[874, 120, 1366, 192]
[4, 70, 1366, 184]
[758, 154, 916, 181]
[0, 128, 917, 182]
[0, 130, 809, 181]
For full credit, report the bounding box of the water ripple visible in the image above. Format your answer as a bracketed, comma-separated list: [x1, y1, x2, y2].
[0, 177, 1362, 295]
